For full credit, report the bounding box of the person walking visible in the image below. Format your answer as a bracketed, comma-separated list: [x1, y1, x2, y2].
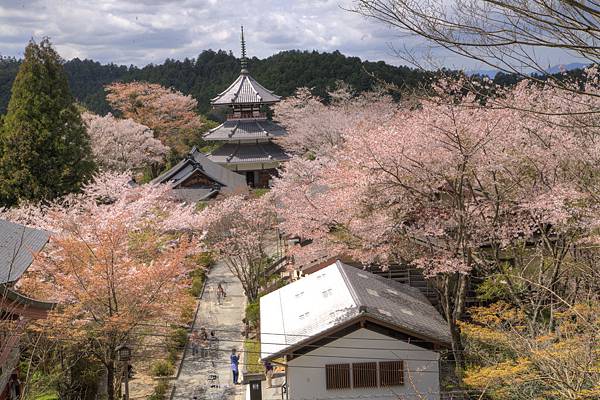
[264, 360, 274, 388]
[209, 330, 219, 358]
[199, 327, 209, 358]
[190, 330, 200, 358]
[217, 282, 226, 305]
[230, 348, 240, 384]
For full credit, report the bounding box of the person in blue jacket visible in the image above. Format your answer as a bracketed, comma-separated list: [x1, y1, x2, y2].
[230, 348, 240, 384]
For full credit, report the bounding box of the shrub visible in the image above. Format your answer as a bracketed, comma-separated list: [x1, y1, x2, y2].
[147, 380, 169, 400]
[244, 339, 262, 373]
[151, 360, 174, 377]
[189, 269, 206, 297]
[168, 327, 188, 351]
[245, 300, 260, 329]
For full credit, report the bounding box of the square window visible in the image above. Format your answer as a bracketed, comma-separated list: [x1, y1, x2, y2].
[326, 364, 351, 390]
[352, 362, 378, 388]
[379, 360, 404, 387]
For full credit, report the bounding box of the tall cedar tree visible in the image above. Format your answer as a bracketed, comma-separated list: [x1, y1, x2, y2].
[0, 39, 94, 206]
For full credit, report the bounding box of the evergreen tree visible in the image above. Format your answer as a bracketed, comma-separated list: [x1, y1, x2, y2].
[0, 38, 95, 207]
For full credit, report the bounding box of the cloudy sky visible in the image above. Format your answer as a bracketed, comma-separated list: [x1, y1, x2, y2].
[0, 0, 582, 69]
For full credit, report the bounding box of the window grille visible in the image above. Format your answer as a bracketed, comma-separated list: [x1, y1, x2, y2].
[352, 362, 378, 388]
[325, 364, 351, 390]
[379, 360, 404, 386]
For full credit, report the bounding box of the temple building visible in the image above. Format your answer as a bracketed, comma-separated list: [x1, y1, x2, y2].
[0, 219, 55, 399]
[204, 27, 289, 188]
[152, 146, 248, 202]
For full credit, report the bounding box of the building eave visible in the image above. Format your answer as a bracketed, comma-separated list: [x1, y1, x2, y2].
[261, 313, 450, 363]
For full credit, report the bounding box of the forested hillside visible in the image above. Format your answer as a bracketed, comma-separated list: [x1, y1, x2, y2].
[0, 50, 432, 115]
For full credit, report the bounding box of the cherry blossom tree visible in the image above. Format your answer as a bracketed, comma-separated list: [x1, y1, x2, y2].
[2, 172, 206, 400]
[82, 112, 168, 172]
[274, 84, 397, 157]
[105, 82, 213, 157]
[202, 195, 276, 301]
[272, 72, 600, 371]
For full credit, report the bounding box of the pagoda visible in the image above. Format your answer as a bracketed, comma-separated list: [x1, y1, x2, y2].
[204, 27, 289, 188]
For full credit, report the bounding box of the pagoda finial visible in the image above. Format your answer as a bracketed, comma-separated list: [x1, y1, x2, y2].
[240, 25, 248, 74]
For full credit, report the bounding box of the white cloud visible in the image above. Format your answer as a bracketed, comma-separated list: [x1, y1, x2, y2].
[0, 0, 581, 69]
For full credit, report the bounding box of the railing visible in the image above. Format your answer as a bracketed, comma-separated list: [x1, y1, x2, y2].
[264, 256, 288, 277]
[227, 112, 267, 120]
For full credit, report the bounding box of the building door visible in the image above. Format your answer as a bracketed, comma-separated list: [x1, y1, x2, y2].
[245, 171, 257, 187]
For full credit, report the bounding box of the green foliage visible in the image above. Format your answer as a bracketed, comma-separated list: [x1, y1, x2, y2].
[245, 300, 260, 330]
[251, 188, 270, 198]
[244, 339, 262, 374]
[147, 380, 170, 400]
[151, 360, 175, 377]
[193, 252, 215, 268]
[168, 327, 188, 351]
[2, 49, 431, 117]
[190, 269, 206, 297]
[0, 58, 20, 115]
[0, 39, 94, 207]
[33, 394, 59, 400]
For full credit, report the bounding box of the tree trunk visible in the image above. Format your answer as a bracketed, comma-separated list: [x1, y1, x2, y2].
[106, 362, 115, 400]
[438, 273, 468, 379]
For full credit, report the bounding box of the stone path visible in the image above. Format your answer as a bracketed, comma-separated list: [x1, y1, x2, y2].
[172, 260, 246, 400]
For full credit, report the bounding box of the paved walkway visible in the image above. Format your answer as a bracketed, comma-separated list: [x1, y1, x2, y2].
[172, 260, 246, 400]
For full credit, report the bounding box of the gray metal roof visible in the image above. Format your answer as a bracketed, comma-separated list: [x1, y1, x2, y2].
[0, 219, 49, 284]
[336, 261, 451, 346]
[260, 261, 451, 360]
[152, 147, 248, 200]
[211, 73, 281, 105]
[207, 142, 290, 165]
[204, 119, 287, 141]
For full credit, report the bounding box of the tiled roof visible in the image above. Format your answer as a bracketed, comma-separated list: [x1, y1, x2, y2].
[260, 261, 451, 360]
[207, 142, 290, 165]
[152, 147, 248, 201]
[204, 119, 287, 141]
[0, 219, 49, 284]
[211, 73, 281, 105]
[338, 262, 451, 346]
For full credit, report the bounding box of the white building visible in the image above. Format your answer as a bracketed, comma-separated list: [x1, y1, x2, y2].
[260, 261, 451, 400]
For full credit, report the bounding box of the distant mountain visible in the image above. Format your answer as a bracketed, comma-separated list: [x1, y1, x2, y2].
[469, 62, 590, 78]
[545, 63, 589, 74]
[0, 50, 434, 116]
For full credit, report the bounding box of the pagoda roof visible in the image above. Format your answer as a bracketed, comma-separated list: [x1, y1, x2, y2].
[211, 73, 281, 106]
[204, 118, 287, 141]
[207, 142, 290, 165]
[152, 147, 248, 201]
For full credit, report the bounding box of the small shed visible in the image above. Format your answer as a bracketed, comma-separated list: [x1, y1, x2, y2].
[260, 261, 451, 400]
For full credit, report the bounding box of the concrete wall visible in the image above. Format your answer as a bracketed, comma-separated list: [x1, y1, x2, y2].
[287, 328, 440, 400]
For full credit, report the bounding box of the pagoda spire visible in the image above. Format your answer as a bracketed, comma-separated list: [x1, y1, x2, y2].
[240, 25, 248, 74]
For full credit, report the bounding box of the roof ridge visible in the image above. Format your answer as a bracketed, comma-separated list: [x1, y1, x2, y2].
[245, 75, 262, 101]
[254, 119, 268, 137]
[232, 75, 245, 101]
[229, 120, 240, 138]
[336, 260, 362, 309]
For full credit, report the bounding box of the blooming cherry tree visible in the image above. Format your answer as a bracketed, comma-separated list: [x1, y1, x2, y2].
[272, 73, 600, 369]
[105, 81, 212, 156]
[83, 112, 168, 171]
[2, 172, 206, 400]
[274, 85, 397, 156]
[202, 195, 276, 301]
